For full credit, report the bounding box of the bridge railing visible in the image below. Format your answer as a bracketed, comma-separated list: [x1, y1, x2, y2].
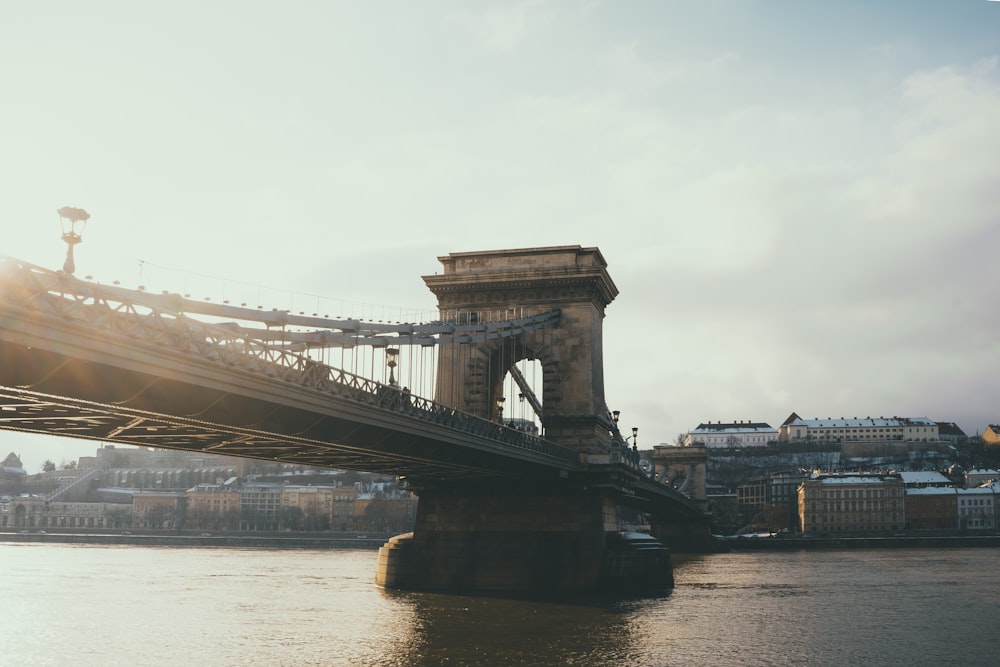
[294, 360, 577, 463]
[0, 256, 579, 466]
[603, 408, 644, 472]
[364, 381, 578, 464]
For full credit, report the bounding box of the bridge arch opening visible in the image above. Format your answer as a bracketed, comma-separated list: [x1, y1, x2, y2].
[497, 356, 545, 436]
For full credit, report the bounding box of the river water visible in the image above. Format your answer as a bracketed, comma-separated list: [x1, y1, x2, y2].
[2, 543, 997, 666]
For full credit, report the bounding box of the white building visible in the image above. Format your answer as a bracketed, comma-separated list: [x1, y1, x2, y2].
[686, 421, 777, 448]
[778, 413, 939, 443]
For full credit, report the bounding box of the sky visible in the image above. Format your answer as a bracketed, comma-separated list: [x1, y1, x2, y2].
[2, 1, 999, 474]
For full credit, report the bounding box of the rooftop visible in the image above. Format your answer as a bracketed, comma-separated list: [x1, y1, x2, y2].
[691, 421, 776, 433]
[787, 416, 936, 428]
[906, 487, 957, 496]
[782, 412, 937, 428]
[898, 471, 951, 485]
[812, 474, 898, 485]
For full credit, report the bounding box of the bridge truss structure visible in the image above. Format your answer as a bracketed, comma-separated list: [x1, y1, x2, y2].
[0, 256, 572, 478]
[0, 255, 705, 521]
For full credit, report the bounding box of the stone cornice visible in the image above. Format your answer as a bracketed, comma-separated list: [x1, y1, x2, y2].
[424, 267, 618, 311]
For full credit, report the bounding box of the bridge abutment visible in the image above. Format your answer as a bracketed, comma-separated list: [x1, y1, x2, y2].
[649, 518, 718, 553]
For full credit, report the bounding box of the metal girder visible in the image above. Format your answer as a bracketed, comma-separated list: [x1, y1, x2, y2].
[0, 388, 498, 480]
[508, 365, 543, 422]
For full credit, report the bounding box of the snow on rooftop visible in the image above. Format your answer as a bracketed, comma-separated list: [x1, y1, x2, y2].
[690, 424, 776, 434]
[898, 471, 951, 485]
[960, 487, 998, 495]
[905, 487, 957, 496]
[816, 475, 891, 484]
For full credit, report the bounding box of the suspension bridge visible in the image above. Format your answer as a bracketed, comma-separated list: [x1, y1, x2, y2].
[0, 245, 710, 592]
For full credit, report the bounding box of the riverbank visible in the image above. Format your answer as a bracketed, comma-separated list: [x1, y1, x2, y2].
[7, 529, 1000, 553]
[723, 534, 1000, 551]
[0, 529, 388, 549]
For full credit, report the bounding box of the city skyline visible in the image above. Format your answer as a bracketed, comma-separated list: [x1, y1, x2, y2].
[3, 2, 999, 473]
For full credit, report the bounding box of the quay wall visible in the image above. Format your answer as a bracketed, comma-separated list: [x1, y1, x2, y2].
[0, 530, 386, 549]
[725, 534, 1000, 551]
[8, 530, 1000, 553]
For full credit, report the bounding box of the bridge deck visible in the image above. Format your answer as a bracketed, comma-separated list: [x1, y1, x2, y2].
[0, 337, 580, 481]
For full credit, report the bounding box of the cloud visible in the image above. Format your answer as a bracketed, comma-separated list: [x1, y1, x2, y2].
[602, 53, 1000, 438]
[448, 0, 567, 51]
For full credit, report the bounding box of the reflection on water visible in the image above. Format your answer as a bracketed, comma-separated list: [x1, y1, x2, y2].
[3, 543, 999, 666]
[382, 587, 659, 666]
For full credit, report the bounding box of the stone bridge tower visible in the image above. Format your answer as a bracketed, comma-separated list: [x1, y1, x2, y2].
[423, 246, 618, 454]
[652, 444, 708, 513]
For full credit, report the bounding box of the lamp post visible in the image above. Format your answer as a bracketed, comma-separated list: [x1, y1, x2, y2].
[386, 348, 399, 387]
[57, 206, 89, 275]
[496, 396, 505, 423]
[632, 427, 638, 451]
[610, 410, 622, 445]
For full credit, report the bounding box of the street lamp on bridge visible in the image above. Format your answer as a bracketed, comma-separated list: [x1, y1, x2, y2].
[56, 206, 90, 275]
[496, 396, 505, 423]
[386, 348, 399, 386]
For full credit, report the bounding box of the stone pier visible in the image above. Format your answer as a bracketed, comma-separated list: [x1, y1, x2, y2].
[376, 483, 673, 592]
